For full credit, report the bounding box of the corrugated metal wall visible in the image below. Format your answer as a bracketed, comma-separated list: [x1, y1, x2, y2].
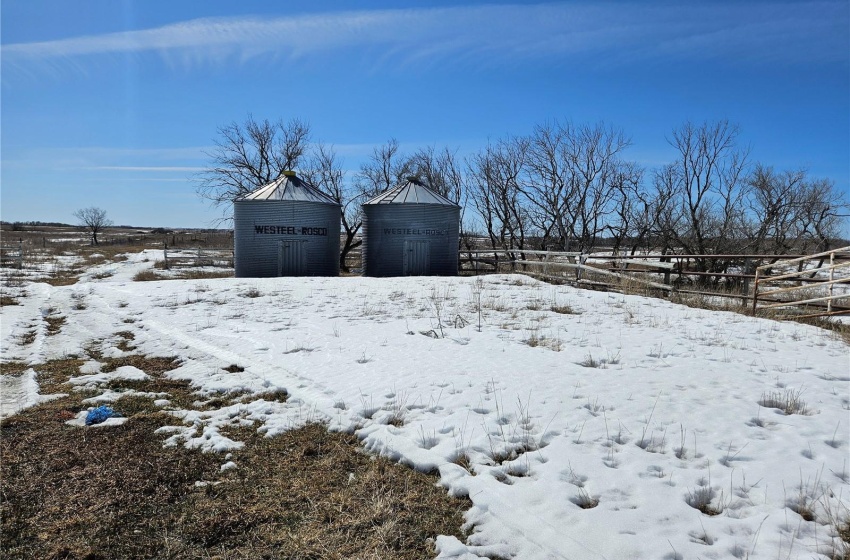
[362, 205, 460, 277]
[234, 200, 340, 277]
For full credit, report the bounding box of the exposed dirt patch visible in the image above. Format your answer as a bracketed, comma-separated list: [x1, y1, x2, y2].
[0, 296, 20, 306]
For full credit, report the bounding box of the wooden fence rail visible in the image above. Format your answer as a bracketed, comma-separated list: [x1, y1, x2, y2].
[162, 245, 233, 270]
[752, 246, 850, 317]
[0, 242, 23, 269]
[463, 247, 850, 318]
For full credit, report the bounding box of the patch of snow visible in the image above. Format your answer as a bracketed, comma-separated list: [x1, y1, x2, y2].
[68, 365, 148, 386]
[0, 369, 64, 418]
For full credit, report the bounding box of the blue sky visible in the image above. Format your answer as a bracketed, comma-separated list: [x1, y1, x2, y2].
[2, 0, 848, 228]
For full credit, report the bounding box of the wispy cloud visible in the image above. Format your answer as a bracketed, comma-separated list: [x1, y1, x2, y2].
[3, 2, 847, 79]
[87, 166, 205, 172]
[0, 146, 210, 172]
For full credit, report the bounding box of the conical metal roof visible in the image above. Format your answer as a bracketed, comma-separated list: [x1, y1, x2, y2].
[364, 177, 459, 206]
[239, 172, 340, 205]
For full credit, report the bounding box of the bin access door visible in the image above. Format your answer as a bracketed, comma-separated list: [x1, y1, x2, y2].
[278, 240, 306, 276]
[403, 240, 430, 276]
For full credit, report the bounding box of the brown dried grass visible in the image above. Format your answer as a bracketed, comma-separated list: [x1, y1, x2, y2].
[44, 316, 65, 336]
[132, 269, 163, 282]
[1, 352, 469, 559]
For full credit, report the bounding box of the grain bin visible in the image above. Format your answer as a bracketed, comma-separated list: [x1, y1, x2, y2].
[362, 178, 460, 277]
[233, 171, 341, 277]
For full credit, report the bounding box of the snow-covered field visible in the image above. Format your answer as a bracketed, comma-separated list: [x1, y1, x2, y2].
[2, 249, 848, 560]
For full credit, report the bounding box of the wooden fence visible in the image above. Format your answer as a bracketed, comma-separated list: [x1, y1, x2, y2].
[752, 246, 850, 318]
[463, 247, 850, 318]
[162, 245, 233, 270]
[0, 241, 23, 269]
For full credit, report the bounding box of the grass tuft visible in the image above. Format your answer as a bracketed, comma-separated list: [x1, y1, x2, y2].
[44, 316, 65, 336]
[132, 269, 162, 282]
[759, 388, 810, 415]
[571, 487, 600, 509]
[686, 486, 723, 516]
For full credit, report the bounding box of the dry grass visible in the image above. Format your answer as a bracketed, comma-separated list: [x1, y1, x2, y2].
[0, 295, 20, 306]
[133, 269, 163, 282]
[174, 270, 232, 280]
[1, 352, 469, 559]
[44, 316, 65, 336]
[181, 423, 468, 559]
[32, 358, 87, 394]
[134, 269, 232, 282]
[18, 330, 37, 346]
[42, 275, 80, 287]
[0, 362, 30, 376]
[114, 330, 136, 352]
[759, 388, 810, 415]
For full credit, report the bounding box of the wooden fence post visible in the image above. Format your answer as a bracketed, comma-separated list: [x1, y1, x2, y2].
[741, 258, 751, 307]
[828, 251, 834, 314]
[751, 268, 760, 315]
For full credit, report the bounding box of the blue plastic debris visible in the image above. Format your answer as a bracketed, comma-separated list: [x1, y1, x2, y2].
[85, 405, 119, 426]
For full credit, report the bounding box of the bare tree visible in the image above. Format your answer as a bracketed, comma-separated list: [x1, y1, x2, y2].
[407, 145, 469, 249]
[302, 144, 362, 272]
[640, 174, 680, 254]
[196, 116, 311, 220]
[796, 177, 849, 252]
[745, 165, 808, 255]
[467, 137, 530, 252]
[562, 122, 636, 252]
[606, 162, 646, 254]
[521, 122, 570, 250]
[73, 207, 112, 246]
[408, 145, 465, 204]
[355, 138, 413, 198]
[520, 121, 638, 252]
[660, 120, 750, 274]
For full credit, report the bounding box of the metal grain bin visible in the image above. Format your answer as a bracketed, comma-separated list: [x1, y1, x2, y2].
[234, 171, 341, 278]
[362, 178, 460, 277]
